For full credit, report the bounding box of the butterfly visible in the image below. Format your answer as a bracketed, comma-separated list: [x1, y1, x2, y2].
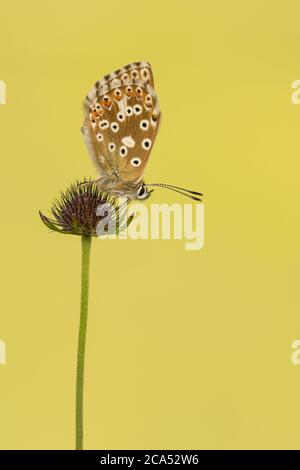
[81, 61, 202, 201]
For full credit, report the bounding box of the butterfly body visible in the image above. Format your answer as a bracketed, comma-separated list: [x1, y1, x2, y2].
[82, 61, 160, 199]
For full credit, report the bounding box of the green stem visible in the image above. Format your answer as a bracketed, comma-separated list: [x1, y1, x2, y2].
[76, 235, 92, 450]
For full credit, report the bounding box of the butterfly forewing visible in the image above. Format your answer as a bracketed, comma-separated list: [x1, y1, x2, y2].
[82, 62, 160, 193]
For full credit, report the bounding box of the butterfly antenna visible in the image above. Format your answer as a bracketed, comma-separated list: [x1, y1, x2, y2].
[146, 183, 203, 201]
[78, 178, 101, 187]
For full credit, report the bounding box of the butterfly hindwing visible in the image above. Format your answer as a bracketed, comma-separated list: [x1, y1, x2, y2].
[82, 62, 160, 191]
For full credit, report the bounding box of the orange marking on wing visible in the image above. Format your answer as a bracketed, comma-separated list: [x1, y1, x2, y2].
[101, 96, 112, 108]
[126, 86, 133, 98]
[135, 87, 143, 99]
[113, 89, 123, 101]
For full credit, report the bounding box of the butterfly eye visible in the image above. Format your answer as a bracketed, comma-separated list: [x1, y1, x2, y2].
[126, 106, 133, 116]
[110, 122, 119, 133]
[119, 146, 128, 157]
[137, 184, 148, 199]
[95, 104, 101, 110]
[96, 133, 104, 142]
[138, 185, 145, 196]
[91, 119, 97, 129]
[140, 119, 149, 131]
[130, 157, 141, 167]
[100, 120, 109, 129]
[108, 143, 116, 152]
[133, 105, 142, 115]
[117, 112, 125, 122]
[142, 138, 152, 150]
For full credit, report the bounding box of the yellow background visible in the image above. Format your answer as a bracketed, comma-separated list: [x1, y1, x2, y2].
[0, 0, 300, 450]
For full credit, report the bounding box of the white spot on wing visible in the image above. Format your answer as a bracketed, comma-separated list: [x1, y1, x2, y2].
[99, 119, 109, 129]
[117, 96, 126, 114]
[119, 146, 128, 157]
[122, 136, 135, 148]
[117, 111, 125, 122]
[142, 138, 152, 150]
[140, 119, 149, 131]
[130, 157, 141, 167]
[111, 122, 119, 133]
[133, 104, 142, 115]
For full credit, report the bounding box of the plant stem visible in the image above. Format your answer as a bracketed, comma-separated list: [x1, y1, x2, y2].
[76, 235, 92, 450]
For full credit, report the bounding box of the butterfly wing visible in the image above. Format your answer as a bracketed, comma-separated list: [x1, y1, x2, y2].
[82, 62, 161, 190]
